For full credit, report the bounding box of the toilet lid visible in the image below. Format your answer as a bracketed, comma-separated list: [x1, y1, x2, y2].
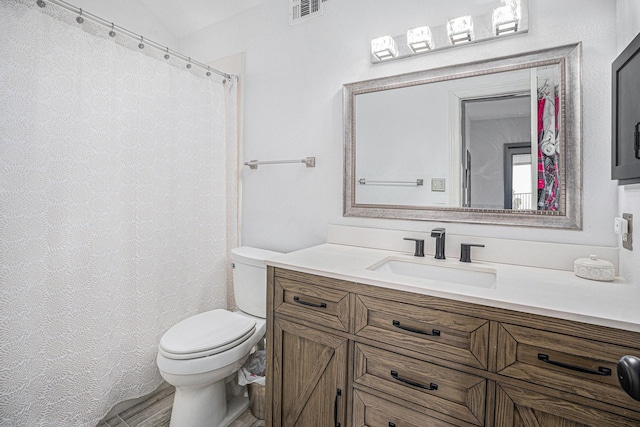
[159, 309, 256, 359]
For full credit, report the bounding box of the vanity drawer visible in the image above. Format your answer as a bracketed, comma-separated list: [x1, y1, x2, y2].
[354, 295, 489, 369]
[354, 343, 486, 426]
[273, 275, 350, 332]
[496, 323, 640, 413]
[353, 389, 478, 427]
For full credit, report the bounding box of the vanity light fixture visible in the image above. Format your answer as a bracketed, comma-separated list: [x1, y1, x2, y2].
[371, 35, 399, 60]
[370, 0, 528, 64]
[447, 15, 474, 45]
[407, 26, 434, 53]
[493, 0, 521, 36]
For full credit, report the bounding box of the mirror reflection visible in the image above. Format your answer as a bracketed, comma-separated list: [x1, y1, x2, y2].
[343, 44, 582, 229]
[354, 65, 561, 211]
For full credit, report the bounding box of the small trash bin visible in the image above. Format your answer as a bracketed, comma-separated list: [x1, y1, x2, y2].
[238, 350, 266, 420]
[248, 382, 266, 420]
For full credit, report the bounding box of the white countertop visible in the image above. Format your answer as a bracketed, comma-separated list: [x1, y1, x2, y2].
[266, 243, 640, 333]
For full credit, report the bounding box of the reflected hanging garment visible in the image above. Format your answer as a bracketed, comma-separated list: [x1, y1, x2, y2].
[537, 93, 560, 211]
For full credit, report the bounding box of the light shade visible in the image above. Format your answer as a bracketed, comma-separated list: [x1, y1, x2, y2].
[371, 35, 398, 60]
[447, 15, 474, 45]
[407, 26, 434, 53]
[493, 1, 521, 35]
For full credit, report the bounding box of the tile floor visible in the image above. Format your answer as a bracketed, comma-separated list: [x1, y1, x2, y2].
[99, 386, 264, 427]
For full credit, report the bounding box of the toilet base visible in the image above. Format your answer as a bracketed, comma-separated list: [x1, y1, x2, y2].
[169, 380, 250, 427]
[220, 395, 251, 427]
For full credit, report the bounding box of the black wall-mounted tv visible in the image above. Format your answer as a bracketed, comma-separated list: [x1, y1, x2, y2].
[612, 31, 640, 184]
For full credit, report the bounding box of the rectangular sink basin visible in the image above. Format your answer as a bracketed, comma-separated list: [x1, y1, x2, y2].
[368, 256, 497, 289]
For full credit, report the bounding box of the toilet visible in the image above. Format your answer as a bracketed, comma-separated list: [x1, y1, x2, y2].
[157, 246, 282, 427]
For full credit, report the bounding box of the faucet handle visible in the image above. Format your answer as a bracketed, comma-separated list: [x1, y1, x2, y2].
[460, 243, 485, 263]
[430, 227, 446, 237]
[404, 238, 425, 257]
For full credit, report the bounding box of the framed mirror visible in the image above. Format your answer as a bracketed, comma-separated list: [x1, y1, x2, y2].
[343, 43, 581, 229]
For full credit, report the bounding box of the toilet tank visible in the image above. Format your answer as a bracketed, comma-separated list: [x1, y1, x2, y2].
[231, 246, 283, 318]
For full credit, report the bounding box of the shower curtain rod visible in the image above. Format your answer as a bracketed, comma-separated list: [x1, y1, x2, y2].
[35, 0, 235, 82]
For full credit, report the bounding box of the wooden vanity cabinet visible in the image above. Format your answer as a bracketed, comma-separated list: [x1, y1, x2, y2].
[266, 267, 640, 427]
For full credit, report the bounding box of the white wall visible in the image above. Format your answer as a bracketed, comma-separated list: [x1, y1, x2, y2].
[179, 0, 619, 254]
[616, 0, 640, 283]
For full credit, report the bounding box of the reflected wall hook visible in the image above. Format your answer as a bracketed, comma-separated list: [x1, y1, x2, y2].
[109, 23, 116, 37]
[76, 8, 84, 24]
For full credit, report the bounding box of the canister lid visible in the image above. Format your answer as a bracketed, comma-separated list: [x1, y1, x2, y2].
[574, 255, 615, 282]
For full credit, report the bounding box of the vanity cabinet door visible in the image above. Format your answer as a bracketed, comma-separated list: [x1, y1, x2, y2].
[354, 295, 489, 369]
[353, 343, 486, 425]
[353, 389, 478, 427]
[495, 323, 640, 414]
[494, 382, 640, 427]
[271, 318, 348, 427]
[273, 274, 350, 332]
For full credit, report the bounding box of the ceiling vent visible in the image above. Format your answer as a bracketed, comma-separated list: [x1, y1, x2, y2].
[289, 0, 326, 25]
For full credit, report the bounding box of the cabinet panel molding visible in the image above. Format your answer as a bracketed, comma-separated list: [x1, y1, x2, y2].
[354, 343, 486, 425]
[355, 294, 490, 369]
[272, 318, 348, 426]
[353, 389, 477, 427]
[496, 323, 640, 412]
[494, 383, 639, 427]
[274, 276, 350, 332]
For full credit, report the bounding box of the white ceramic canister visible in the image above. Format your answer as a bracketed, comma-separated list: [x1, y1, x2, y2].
[573, 255, 615, 282]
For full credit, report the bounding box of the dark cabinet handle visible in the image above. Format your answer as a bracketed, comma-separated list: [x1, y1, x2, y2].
[537, 353, 611, 376]
[293, 296, 327, 308]
[390, 370, 438, 390]
[334, 388, 341, 427]
[635, 122, 640, 159]
[392, 320, 440, 336]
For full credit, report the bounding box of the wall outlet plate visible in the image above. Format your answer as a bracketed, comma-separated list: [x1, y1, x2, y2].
[431, 178, 446, 192]
[623, 213, 633, 250]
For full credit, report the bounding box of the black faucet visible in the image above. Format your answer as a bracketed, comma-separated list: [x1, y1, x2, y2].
[430, 228, 446, 259]
[460, 243, 485, 263]
[404, 238, 425, 257]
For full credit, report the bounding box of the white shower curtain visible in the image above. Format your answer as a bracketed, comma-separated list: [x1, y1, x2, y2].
[0, 1, 235, 425]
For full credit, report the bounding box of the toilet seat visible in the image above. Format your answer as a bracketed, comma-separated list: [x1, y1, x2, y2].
[159, 309, 257, 361]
